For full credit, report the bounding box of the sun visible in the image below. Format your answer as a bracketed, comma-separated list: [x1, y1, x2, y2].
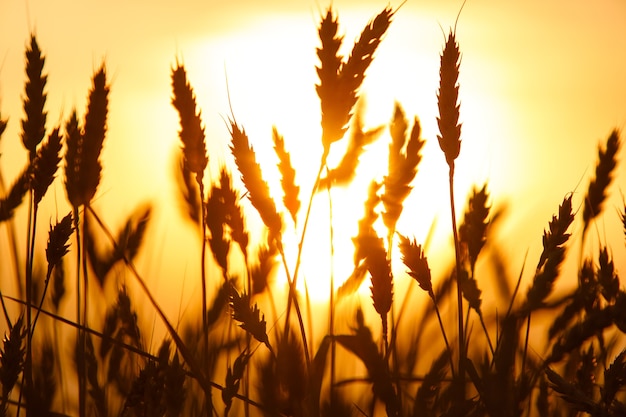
[188, 7, 512, 305]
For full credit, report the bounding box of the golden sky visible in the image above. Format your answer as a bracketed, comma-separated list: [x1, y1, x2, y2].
[1, 1, 626, 315]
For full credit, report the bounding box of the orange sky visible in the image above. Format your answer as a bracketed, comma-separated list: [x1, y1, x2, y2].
[1, 1, 626, 322]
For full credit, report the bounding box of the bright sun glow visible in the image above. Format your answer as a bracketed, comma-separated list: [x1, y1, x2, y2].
[192, 14, 489, 302]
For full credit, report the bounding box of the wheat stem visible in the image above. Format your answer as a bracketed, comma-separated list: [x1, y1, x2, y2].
[282, 156, 325, 356]
[448, 165, 465, 396]
[325, 167, 337, 408]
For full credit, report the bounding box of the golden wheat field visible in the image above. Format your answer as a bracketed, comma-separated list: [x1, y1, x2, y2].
[0, 1, 626, 416]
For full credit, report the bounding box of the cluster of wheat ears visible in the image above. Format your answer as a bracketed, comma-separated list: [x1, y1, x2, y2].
[0, 5, 625, 417]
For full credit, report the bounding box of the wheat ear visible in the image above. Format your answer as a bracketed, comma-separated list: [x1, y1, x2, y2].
[317, 6, 393, 156]
[525, 195, 575, 311]
[228, 285, 272, 353]
[171, 63, 208, 182]
[272, 127, 300, 226]
[64, 64, 109, 208]
[0, 115, 7, 138]
[0, 169, 29, 223]
[382, 102, 425, 237]
[0, 314, 26, 414]
[318, 101, 384, 189]
[398, 234, 454, 373]
[31, 212, 73, 332]
[20, 35, 47, 160]
[31, 127, 62, 206]
[583, 129, 620, 236]
[364, 234, 393, 352]
[229, 120, 283, 241]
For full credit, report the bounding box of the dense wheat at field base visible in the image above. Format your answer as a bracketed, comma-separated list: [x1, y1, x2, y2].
[1, 2, 626, 416]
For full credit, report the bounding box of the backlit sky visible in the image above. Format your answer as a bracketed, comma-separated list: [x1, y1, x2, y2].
[1, 0, 625, 320]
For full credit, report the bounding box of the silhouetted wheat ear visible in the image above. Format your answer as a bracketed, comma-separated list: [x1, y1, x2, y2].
[317, 6, 393, 154]
[352, 180, 382, 265]
[0, 315, 26, 404]
[414, 349, 449, 416]
[459, 184, 490, 272]
[459, 268, 482, 313]
[207, 179, 231, 273]
[364, 234, 393, 346]
[251, 243, 278, 296]
[525, 194, 574, 311]
[258, 333, 308, 416]
[171, 63, 208, 183]
[217, 167, 249, 258]
[383, 102, 425, 233]
[598, 247, 619, 302]
[29, 339, 56, 414]
[604, 349, 626, 407]
[161, 344, 186, 415]
[272, 127, 300, 226]
[398, 234, 433, 296]
[335, 309, 399, 416]
[222, 349, 251, 416]
[64, 65, 109, 208]
[21, 35, 47, 159]
[547, 305, 614, 364]
[583, 129, 621, 234]
[228, 119, 283, 240]
[228, 284, 272, 352]
[31, 126, 62, 206]
[0, 116, 6, 138]
[437, 30, 462, 168]
[545, 367, 598, 414]
[319, 104, 385, 189]
[174, 151, 202, 225]
[45, 212, 73, 276]
[316, 8, 344, 153]
[81, 333, 107, 416]
[118, 203, 151, 263]
[0, 169, 29, 222]
[548, 259, 594, 340]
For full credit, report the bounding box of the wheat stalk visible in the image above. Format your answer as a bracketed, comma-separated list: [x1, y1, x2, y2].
[436, 27, 465, 394]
